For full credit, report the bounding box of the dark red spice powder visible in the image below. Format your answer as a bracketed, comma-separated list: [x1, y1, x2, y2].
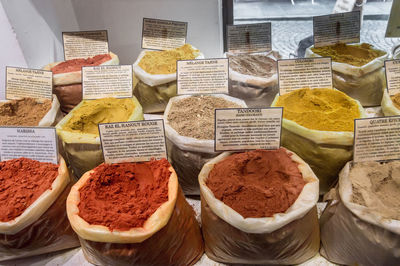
[78, 159, 171, 231]
[51, 54, 112, 74]
[0, 158, 59, 222]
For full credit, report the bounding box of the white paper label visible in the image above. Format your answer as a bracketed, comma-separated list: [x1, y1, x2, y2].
[332, 0, 357, 13]
[6, 67, 52, 100]
[215, 108, 282, 151]
[385, 60, 400, 96]
[385, 0, 400, 37]
[0, 127, 58, 164]
[354, 117, 400, 162]
[142, 18, 187, 50]
[227, 23, 272, 53]
[99, 120, 167, 164]
[278, 58, 333, 94]
[63, 30, 109, 60]
[177, 58, 229, 95]
[82, 65, 133, 100]
[313, 11, 360, 47]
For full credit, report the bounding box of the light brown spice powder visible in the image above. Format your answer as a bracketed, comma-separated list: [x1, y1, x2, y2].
[0, 98, 52, 126]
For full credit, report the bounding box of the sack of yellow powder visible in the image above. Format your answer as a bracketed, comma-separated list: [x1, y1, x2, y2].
[320, 161, 400, 265]
[381, 90, 400, 116]
[198, 148, 320, 264]
[306, 43, 388, 106]
[0, 96, 62, 127]
[56, 97, 143, 178]
[225, 50, 280, 108]
[272, 88, 366, 194]
[164, 94, 246, 195]
[133, 44, 204, 113]
[66, 159, 204, 265]
[43, 52, 119, 113]
[0, 157, 80, 261]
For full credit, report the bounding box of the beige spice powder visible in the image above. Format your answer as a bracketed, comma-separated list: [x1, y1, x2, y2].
[0, 98, 52, 126]
[167, 96, 241, 140]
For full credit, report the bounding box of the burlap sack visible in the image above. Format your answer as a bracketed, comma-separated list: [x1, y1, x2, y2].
[381, 89, 400, 116]
[164, 94, 247, 195]
[306, 45, 388, 106]
[320, 162, 400, 266]
[55, 97, 143, 178]
[198, 149, 320, 264]
[0, 157, 79, 261]
[67, 164, 204, 266]
[271, 92, 366, 194]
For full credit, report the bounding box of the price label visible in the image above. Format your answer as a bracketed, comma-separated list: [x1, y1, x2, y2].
[227, 22, 272, 53]
[142, 18, 187, 50]
[215, 108, 282, 151]
[99, 120, 167, 164]
[385, 59, 400, 96]
[63, 30, 109, 60]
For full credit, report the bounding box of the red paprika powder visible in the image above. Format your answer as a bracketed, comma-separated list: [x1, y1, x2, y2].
[51, 54, 112, 74]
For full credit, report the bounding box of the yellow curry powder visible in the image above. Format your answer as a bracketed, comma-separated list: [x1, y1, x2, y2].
[138, 44, 199, 74]
[311, 43, 386, 67]
[63, 98, 134, 135]
[275, 88, 360, 132]
[390, 93, 400, 110]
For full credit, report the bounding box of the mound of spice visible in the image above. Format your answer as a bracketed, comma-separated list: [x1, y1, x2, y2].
[311, 43, 386, 67]
[0, 158, 59, 222]
[167, 96, 241, 140]
[206, 149, 305, 218]
[274, 88, 360, 132]
[227, 53, 277, 78]
[51, 54, 112, 74]
[78, 159, 171, 231]
[0, 98, 52, 126]
[390, 93, 400, 110]
[349, 161, 400, 220]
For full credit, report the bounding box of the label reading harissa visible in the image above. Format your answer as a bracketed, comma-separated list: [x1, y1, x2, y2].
[227, 22, 271, 53]
[142, 18, 187, 50]
[354, 117, 400, 162]
[278, 57, 332, 94]
[6, 67, 52, 100]
[82, 65, 133, 100]
[215, 108, 282, 152]
[62, 30, 109, 60]
[99, 120, 167, 164]
[0, 127, 58, 164]
[313, 11, 360, 47]
[385, 60, 400, 96]
[177, 58, 229, 95]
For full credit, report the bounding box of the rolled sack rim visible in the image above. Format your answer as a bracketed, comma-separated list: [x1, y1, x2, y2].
[66, 165, 179, 243]
[381, 90, 400, 116]
[271, 91, 366, 146]
[338, 161, 400, 235]
[133, 45, 204, 87]
[198, 148, 319, 234]
[42, 52, 119, 86]
[0, 157, 70, 235]
[305, 45, 388, 78]
[163, 94, 247, 153]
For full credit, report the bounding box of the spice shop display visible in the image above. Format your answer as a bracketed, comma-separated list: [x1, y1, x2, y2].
[43, 52, 119, 113]
[133, 44, 204, 113]
[381, 90, 400, 116]
[320, 161, 400, 266]
[164, 94, 246, 195]
[0, 157, 79, 261]
[56, 97, 143, 178]
[66, 159, 204, 266]
[199, 148, 320, 264]
[306, 43, 387, 106]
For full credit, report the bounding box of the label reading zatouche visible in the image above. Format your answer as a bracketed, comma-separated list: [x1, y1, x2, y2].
[63, 30, 109, 60]
[278, 57, 333, 95]
[177, 58, 229, 95]
[215, 108, 282, 151]
[354, 117, 400, 162]
[227, 23, 272, 53]
[82, 65, 133, 100]
[0, 127, 58, 164]
[385, 59, 400, 96]
[6, 67, 52, 100]
[99, 120, 167, 164]
[313, 11, 361, 47]
[142, 18, 187, 50]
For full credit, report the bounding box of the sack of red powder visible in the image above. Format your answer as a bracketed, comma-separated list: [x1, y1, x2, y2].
[42, 52, 119, 113]
[0, 157, 79, 261]
[198, 148, 320, 264]
[67, 159, 204, 265]
[320, 161, 400, 265]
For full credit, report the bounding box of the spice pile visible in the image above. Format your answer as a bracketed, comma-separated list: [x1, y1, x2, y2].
[227, 53, 277, 78]
[0, 98, 52, 126]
